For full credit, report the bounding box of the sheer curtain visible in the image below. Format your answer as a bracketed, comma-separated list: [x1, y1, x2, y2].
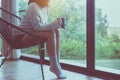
[1, 0, 21, 59]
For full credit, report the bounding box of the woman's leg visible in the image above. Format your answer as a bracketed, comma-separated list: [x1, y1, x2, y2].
[55, 29, 60, 56]
[54, 29, 61, 64]
[37, 30, 66, 79]
[24, 30, 56, 56]
[22, 30, 66, 79]
[50, 29, 66, 79]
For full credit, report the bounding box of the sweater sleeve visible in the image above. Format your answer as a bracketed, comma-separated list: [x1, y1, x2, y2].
[27, 3, 60, 31]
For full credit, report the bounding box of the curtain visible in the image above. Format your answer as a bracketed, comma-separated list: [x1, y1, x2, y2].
[1, 0, 21, 59]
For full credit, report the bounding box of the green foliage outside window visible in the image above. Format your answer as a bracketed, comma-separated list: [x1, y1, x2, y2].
[19, 0, 120, 60]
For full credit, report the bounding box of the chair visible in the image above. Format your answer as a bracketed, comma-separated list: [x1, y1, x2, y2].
[0, 8, 46, 80]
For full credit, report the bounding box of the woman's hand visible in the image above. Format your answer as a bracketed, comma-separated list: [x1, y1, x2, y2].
[57, 18, 66, 29]
[57, 18, 63, 27]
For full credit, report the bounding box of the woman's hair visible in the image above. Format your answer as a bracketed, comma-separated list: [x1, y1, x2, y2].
[28, 0, 49, 8]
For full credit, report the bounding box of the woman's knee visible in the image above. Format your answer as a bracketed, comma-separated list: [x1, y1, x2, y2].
[48, 30, 56, 39]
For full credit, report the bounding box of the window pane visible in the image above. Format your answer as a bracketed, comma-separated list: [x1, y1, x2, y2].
[18, 0, 28, 17]
[95, 0, 120, 74]
[49, 0, 86, 67]
[0, 0, 1, 7]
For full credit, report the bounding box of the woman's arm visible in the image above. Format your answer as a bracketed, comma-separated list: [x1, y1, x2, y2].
[27, 3, 61, 31]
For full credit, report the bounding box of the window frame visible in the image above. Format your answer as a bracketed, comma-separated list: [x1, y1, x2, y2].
[17, 0, 120, 79]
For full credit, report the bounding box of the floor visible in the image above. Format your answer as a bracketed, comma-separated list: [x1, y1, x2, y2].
[0, 59, 104, 80]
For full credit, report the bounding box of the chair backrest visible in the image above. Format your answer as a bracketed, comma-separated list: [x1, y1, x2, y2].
[0, 7, 46, 49]
[0, 7, 22, 48]
[0, 18, 20, 48]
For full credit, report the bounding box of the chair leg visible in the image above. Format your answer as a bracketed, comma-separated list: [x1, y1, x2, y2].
[40, 59, 45, 80]
[0, 47, 12, 67]
[38, 44, 45, 80]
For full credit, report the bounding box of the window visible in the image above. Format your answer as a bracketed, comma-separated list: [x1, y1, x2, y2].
[49, 0, 87, 67]
[18, 0, 28, 17]
[95, 0, 120, 74]
[19, 0, 87, 67]
[0, 0, 119, 79]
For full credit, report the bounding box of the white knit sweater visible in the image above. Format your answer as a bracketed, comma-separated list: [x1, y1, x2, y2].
[18, 2, 60, 32]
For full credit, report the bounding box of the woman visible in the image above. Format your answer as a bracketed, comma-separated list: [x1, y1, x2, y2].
[18, 0, 66, 79]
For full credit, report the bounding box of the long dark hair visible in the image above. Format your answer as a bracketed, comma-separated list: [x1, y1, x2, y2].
[28, 0, 49, 8]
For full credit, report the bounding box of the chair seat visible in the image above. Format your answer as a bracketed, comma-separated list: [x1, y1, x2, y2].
[11, 34, 46, 49]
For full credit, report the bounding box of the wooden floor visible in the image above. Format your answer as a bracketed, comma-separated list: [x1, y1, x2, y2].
[0, 59, 104, 80]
